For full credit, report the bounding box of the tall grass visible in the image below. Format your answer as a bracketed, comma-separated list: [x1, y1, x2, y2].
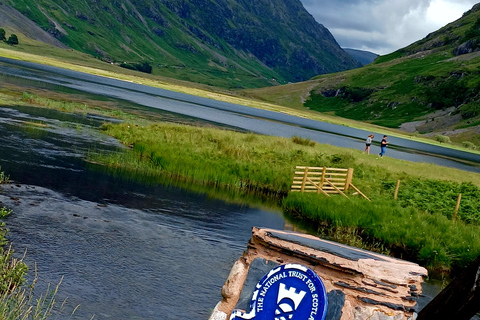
[0, 169, 66, 319]
[94, 121, 480, 275]
[0, 250, 64, 320]
[283, 193, 480, 275]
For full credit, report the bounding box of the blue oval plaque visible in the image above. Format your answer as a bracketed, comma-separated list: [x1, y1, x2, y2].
[230, 263, 328, 320]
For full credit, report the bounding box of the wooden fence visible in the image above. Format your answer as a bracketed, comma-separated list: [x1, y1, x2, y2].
[291, 166, 369, 200]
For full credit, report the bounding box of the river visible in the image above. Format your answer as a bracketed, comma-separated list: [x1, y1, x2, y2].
[1, 57, 479, 173]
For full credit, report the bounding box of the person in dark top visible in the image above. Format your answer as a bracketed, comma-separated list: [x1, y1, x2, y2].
[379, 135, 389, 158]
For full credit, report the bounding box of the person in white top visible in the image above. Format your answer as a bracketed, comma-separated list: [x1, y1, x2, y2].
[363, 134, 374, 154]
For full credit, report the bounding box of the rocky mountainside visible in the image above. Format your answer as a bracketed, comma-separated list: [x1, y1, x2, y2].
[1, 0, 361, 88]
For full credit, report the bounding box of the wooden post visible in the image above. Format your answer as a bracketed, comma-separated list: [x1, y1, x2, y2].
[453, 193, 462, 221]
[417, 254, 480, 320]
[394, 180, 401, 200]
[318, 167, 326, 194]
[301, 167, 309, 192]
[345, 168, 354, 191]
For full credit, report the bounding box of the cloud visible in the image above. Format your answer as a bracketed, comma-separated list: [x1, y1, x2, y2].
[299, 0, 478, 55]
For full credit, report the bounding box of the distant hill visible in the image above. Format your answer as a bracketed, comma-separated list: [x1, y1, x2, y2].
[343, 48, 378, 65]
[244, 3, 480, 146]
[1, 0, 361, 89]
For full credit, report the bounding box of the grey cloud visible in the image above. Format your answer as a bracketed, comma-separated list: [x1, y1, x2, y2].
[299, 0, 478, 54]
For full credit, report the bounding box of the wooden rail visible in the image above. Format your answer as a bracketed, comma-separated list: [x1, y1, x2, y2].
[291, 166, 370, 200]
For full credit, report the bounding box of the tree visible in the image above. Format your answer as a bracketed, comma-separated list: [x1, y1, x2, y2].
[0, 28, 5, 42]
[6, 34, 18, 45]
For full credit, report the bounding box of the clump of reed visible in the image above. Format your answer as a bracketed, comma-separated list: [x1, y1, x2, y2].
[0, 169, 9, 184]
[292, 136, 316, 147]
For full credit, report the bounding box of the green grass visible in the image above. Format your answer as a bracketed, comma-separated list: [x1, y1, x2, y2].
[89, 119, 480, 275]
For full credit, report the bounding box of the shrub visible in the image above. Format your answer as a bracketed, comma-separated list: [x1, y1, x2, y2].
[0, 28, 5, 41]
[6, 34, 18, 46]
[435, 135, 451, 143]
[120, 61, 152, 74]
[462, 141, 476, 150]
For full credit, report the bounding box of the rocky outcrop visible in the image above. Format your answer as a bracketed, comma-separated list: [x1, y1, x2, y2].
[0, 3, 67, 48]
[453, 39, 480, 56]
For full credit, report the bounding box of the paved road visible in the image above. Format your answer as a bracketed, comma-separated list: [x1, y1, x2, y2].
[1, 56, 479, 172]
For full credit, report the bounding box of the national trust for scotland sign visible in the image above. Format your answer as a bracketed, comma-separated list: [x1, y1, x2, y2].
[230, 264, 328, 320]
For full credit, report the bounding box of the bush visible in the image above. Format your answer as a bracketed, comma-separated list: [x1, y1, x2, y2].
[6, 34, 18, 46]
[462, 141, 477, 150]
[0, 29, 5, 42]
[120, 61, 152, 74]
[435, 135, 451, 143]
[423, 77, 468, 110]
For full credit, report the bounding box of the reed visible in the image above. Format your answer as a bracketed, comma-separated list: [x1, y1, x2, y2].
[94, 121, 480, 275]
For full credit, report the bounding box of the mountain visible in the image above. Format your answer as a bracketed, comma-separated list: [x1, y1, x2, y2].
[1, 0, 361, 89]
[343, 48, 378, 65]
[245, 3, 480, 147]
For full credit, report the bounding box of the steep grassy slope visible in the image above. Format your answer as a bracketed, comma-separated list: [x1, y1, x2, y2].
[1, 0, 360, 89]
[244, 4, 480, 146]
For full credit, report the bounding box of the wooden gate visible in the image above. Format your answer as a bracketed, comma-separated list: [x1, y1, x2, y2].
[290, 166, 370, 200]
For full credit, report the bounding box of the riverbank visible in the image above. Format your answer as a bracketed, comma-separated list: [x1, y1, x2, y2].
[5, 89, 480, 277]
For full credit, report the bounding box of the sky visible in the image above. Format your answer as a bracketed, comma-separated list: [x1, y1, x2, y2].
[299, 0, 479, 55]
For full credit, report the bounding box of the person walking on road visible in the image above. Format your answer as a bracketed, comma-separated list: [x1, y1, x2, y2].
[363, 134, 374, 154]
[379, 135, 389, 158]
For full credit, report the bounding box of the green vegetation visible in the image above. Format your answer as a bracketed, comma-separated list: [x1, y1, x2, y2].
[8, 90, 480, 276]
[435, 135, 451, 144]
[6, 34, 18, 46]
[21, 92, 134, 120]
[0, 28, 18, 45]
[92, 119, 480, 275]
[119, 62, 152, 74]
[292, 136, 316, 147]
[283, 194, 480, 273]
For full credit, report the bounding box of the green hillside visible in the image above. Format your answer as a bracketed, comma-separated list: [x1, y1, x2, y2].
[245, 4, 480, 146]
[1, 0, 360, 89]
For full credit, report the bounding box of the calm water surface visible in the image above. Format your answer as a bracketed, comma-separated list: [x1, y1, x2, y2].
[0, 104, 285, 319]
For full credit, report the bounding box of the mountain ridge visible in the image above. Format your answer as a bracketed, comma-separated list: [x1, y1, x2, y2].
[1, 0, 361, 88]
